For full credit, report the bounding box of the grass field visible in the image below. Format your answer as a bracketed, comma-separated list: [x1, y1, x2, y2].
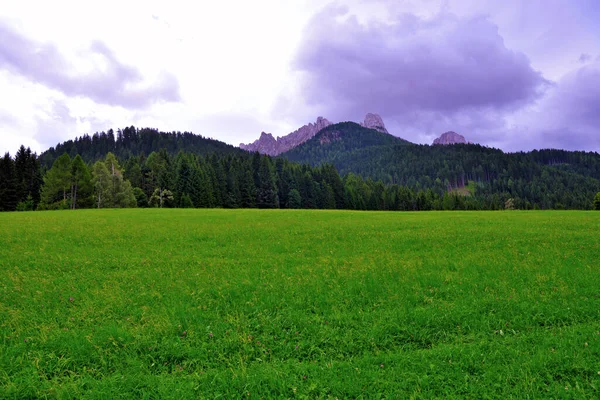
[1, 209, 599, 398]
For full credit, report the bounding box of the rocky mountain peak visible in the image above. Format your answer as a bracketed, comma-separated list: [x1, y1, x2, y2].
[240, 113, 394, 155]
[360, 113, 388, 134]
[259, 132, 275, 141]
[240, 117, 332, 156]
[433, 131, 467, 145]
[238, 132, 278, 156]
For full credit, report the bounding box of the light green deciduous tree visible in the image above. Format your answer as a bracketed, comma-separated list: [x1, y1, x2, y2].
[39, 153, 72, 209]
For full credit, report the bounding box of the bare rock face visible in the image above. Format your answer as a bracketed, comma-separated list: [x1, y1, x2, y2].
[240, 117, 332, 156]
[360, 113, 388, 134]
[433, 131, 467, 145]
[240, 113, 393, 155]
[239, 132, 279, 156]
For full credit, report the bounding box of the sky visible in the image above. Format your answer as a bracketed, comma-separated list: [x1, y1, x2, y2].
[1, 0, 599, 156]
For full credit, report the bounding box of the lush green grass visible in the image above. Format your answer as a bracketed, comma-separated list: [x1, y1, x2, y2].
[1, 209, 599, 398]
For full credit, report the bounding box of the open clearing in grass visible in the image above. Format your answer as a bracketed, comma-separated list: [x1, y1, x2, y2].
[1, 209, 599, 398]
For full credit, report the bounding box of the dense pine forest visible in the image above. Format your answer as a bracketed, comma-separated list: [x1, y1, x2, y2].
[283, 122, 600, 210]
[1, 125, 600, 212]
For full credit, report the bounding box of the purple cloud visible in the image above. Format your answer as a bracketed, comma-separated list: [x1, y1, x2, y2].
[278, 4, 552, 148]
[291, 6, 548, 121]
[579, 53, 593, 63]
[0, 21, 180, 108]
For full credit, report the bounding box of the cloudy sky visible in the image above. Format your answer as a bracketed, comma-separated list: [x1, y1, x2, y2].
[1, 0, 599, 156]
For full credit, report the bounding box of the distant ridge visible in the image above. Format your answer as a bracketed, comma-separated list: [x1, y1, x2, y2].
[239, 117, 332, 156]
[39, 127, 244, 167]
[240, 113, 396, 155]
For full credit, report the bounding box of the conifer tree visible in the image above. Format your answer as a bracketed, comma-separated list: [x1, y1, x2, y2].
[256, 156, 278, 208]
[0, 153, 18, 211]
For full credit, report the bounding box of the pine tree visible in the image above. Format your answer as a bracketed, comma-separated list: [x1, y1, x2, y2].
[132, 187, 148, 208]
[145, 150, 173, 201]
[13, 146, 42, 207]
[240, 167, 256, 208]
[180, 193, 194, 208]
[287, 189, 301, 209]
[594, 192, 600, 210]
[321, 164, 345, 209]
[174, 153, 198, 207]
[210, 155, 227, 207]
[14, 145, 29, 202]
[195, 159, 215, 208]
[0, 153, 18, 211]
[123, 156, 143, 189]
[225, 163, 241, 208]
[321, 181, 336, 209]
[256, 156, 278, 208]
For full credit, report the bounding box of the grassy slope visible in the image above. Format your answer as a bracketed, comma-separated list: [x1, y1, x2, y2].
[1, 209, 599, 398]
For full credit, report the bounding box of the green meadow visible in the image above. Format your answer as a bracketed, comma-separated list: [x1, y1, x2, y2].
[1, 209, 599, 398]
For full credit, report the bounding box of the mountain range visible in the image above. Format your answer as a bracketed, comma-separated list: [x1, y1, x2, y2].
[276, 120, 600, 209]
[32, 112, 600, 210]
[240, 113, 408, 156]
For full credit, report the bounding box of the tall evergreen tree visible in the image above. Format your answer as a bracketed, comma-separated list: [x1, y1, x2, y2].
[0, 153, 18, 211]
[123, 156, 143, 189]
[13, 145, 42, 207]
[240, 167, 256, 208]
[287, 189, 302, 209]
[225, 162, 242, 208]
[321, 180, 336, 209]
[145, 150, 174, 203]
[256, 156, 278, 208]
[174, 153, 197, 208]
[14, 145, 29, 202]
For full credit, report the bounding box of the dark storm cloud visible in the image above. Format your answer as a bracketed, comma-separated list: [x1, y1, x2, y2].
[0, 21, 180, 108]
[292, 5, 548, 123]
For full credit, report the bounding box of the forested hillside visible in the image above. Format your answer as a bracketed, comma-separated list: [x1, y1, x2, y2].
[283, 122, 600, 210]
[38, 126, 244, 168]
[2, 125, 600, 212]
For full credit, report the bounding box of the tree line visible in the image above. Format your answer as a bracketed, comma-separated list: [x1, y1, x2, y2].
[4, 146, 600, 212]
[284, 123, 600, 210]
[2, 124, 600, 211]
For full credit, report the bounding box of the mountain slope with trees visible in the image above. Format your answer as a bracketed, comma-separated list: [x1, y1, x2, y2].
[2, 124, 600, 212]
[39, 126, 245, 168]
[282, 122, 600, 209]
